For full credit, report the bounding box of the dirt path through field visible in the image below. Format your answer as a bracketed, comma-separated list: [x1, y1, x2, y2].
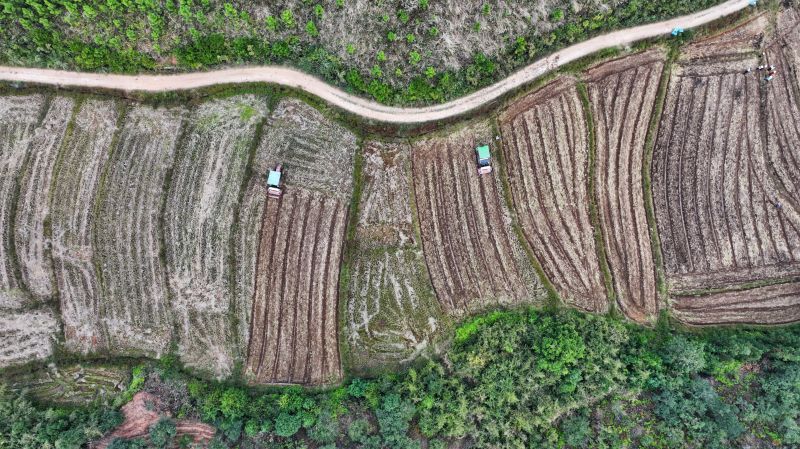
[0, 0, 751, 124]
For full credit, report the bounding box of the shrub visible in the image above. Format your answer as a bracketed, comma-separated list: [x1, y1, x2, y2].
[309, 410, 339, 444]
[348, 418, 373, 443]
[281, 9, 295, 28]
[149, 418, 177, 449]
[306, 20, 319, 37]
[275, 412, 302, 437]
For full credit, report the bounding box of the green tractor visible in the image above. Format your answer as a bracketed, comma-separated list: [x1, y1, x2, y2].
[475, 145, 493, 175]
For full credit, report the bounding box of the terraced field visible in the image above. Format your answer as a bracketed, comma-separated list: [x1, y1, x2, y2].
[14, 96, 75, 301]
[412, 122, 542, 315]
[672, 282, 800, 325]
[499, 79, 607, 312]
[245, 99, 357, 385]
[8, 364, 128, 405]
[346, 141, 444, 372]
[651, 15, 800, 295]
[50, 99, 119, 353]
[164, 96, 267, 377]
[584, 50, 666, 322]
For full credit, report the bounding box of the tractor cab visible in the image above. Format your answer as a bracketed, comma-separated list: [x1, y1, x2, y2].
[267, 164, 283, 199]
[476, 145, 493, 175]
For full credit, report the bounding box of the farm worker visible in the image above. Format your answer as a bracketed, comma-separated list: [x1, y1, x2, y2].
[765, 74, 774, 81]
[758, 65, 765, 71]
[777, 201, 783, 211]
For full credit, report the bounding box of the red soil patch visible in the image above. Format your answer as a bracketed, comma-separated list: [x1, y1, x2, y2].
[92, 392, 215, 449]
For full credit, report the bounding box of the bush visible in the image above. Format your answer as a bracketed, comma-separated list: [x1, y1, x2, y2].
[149, 418, 177, 449]
[309, 410, 339, 444]
[348, 418, 373, 443]
[275, 412, 302, 437]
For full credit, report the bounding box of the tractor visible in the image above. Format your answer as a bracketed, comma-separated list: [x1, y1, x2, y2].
[267, 164, 283, 199]
[475, 145, 493, 175]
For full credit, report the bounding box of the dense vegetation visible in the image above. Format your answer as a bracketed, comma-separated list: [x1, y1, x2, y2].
[0, 0, 731, 105]
[3, 308, 800, 448]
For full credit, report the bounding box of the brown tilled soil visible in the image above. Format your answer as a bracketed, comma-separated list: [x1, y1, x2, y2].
[765, 9, 800, 210]
[499, 77, 607, 312]
[652, 16, 800, 294]
[246, 187, 346, 386]
[672, 281, 800, 325]
[92, 392, 215, 449]
[680, 13, 769, 62]
[411, 122, 542, 315]
[584, 50, 667, 323]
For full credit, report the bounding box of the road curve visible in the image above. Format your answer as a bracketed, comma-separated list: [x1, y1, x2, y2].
[0, 0, 751, 124]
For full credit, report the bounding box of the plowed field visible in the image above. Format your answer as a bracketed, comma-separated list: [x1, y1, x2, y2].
[765, 9, 800, 209]
[246, 189, 347, 385]
[672, 282, 800, 325]
[652, 16, 800, 294]
[412, 122, 542, 315]
[499, 79, 607, 312]
[346, 141, 443, 372]
[584, 50, 666, 322]
[245, 99, 357, 385]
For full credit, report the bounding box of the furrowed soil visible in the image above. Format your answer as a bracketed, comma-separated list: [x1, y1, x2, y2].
[245, 99, 357, 386]
[651, 14, 800, 294]
[50, 98, 120, 353]
[346, 141, 445, 373]
[412, 121, 543, 316]
[765, 9, 800, 213]
[584, 50, 666, 323]
[499, 78, 607, 312]
[164, 96, 268, 378]
[14, 96, 75, 301]
[672, 281, 800, 325]
[94, 104, 184, 358]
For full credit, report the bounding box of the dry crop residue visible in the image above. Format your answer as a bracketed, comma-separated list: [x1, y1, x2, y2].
[94, 104, 184, 357]
[499, 78, 607, 312]
[0, 94, 45, 292]
[50, 99, 120, 353]
[245, 99, 357, 386]
[0, 299, 58, 367]
[652, 15, 800, 294]
[412, 121, 543, 315]
[14, 96, 75, 301]
[672, 282, 800, 325]
[164, 96, 268, 378]
[346, 141, 444, 373]
[584, 50, 666, 323]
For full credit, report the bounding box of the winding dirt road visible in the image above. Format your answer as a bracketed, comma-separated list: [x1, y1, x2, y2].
[0, 0, 751, 123]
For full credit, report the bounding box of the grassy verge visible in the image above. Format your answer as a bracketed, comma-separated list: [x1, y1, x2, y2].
[336, 139, 366, 381]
